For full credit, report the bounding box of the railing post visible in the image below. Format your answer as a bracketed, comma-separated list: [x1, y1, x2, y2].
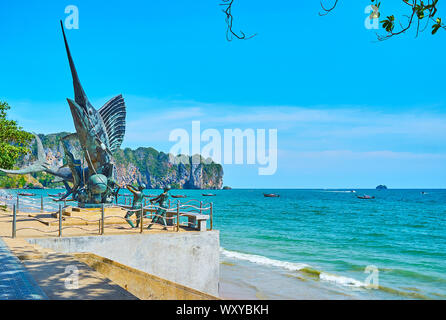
[168, 199, 171, 209]
[140, 204, 144, 233]
[12, 204, 16, 238]
[210, 202, 213, 231]
[176, 200, 180, 232]
[58, 204, 62, 237]
[101, 204, 105, 235]
[40, 195, 44, 212]
[16, 195, 19, 213]
[200, 201, 203, 230]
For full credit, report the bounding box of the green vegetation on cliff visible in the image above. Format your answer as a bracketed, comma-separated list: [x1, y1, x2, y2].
[0, 174, 27, 189]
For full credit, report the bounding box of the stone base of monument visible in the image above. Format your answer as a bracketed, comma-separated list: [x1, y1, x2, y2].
[78, 202, 115, 209]
[28, 231, 220, 296]
[53, 206, 130, 226]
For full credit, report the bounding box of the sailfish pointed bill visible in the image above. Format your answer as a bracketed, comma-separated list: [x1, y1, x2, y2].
[60, 20, 89, 111]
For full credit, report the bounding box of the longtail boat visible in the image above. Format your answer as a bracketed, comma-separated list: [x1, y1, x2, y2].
[357, 195, 375, 199]
[264, 193, 280, 198]
[18, 193, 36, 197]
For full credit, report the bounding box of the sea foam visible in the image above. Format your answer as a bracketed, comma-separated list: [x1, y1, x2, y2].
[319, 272, 365, 287]
[220, 248, 309, 272]
[221, 247, 367, 288]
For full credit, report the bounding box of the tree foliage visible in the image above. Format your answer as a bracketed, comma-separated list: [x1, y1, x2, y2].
[321, 0, 446, 40]
[0, 101, 33, 170]
[223, 0, 446, 41]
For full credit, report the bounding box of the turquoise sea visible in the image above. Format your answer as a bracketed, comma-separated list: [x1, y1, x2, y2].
[1, 188, 445, 299]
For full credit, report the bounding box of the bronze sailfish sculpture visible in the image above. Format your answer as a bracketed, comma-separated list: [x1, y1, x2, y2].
[60, 21, 126, 206]
[1, 22, 126, 207]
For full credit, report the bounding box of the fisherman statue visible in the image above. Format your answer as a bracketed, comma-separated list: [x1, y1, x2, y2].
[124, 183, 146, 228]
[148, 185, 171, 230]
[0, 21, 127, 208]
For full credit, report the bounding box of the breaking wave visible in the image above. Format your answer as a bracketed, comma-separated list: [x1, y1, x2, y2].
[220, 248, 309, 272]
[220, 248, 367, 288]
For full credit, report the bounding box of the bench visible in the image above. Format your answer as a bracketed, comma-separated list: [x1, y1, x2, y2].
[165, 211, 209, 231]
[129, 207, 209, 232]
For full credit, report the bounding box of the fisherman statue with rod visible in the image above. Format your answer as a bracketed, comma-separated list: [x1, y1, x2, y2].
[124, 183, 146, 228]
[148, 185, 171, 230]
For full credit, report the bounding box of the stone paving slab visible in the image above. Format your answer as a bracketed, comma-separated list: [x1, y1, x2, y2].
[0, 238, 47, 300]
[2, 238, 137, 300]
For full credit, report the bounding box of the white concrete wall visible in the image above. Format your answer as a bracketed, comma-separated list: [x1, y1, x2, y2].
[28, 231, 220, 296]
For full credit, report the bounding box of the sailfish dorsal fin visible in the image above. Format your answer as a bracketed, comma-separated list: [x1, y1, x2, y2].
[99, 95, 126, 152]
[60, 20, 88, 109]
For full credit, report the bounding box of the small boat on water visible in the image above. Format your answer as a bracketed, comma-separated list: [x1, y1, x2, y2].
[357, 195, 375, 199]
[52, 198, 75, 202]
[264, 193, 280, 198]
[18, 193, 36, 197]
[171, 195, 187, 198]
[48, 192, 65, 197]
[202, 193, 216, 197]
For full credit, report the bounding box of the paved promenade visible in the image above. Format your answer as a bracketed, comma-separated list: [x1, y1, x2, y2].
[0, 207, 209, 300]
[0, 238, 47, 299]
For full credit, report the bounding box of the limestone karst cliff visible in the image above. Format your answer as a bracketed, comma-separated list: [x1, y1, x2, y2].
[1, 132, 223, 189]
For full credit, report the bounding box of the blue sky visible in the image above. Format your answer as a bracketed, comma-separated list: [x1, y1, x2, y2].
[0, 1, 445, 188]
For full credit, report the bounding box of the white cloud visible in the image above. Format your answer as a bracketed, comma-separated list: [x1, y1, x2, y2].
[6, 95, 446, 160]
[280, 149, 446, 160]
[119, 97, 446, 153]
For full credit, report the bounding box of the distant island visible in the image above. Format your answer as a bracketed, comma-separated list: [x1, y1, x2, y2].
[222, 186, 232, 190]
[376, 185, 388, 190]
[0, 132, 223, 190]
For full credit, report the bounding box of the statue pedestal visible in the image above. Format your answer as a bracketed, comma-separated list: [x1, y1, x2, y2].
[78, 202, 115, 209]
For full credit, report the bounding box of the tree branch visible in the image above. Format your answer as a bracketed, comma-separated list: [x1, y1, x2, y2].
[220, 0, 256, 41]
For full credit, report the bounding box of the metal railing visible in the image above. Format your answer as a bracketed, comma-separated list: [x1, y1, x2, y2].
[7, 194, 214, 238]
